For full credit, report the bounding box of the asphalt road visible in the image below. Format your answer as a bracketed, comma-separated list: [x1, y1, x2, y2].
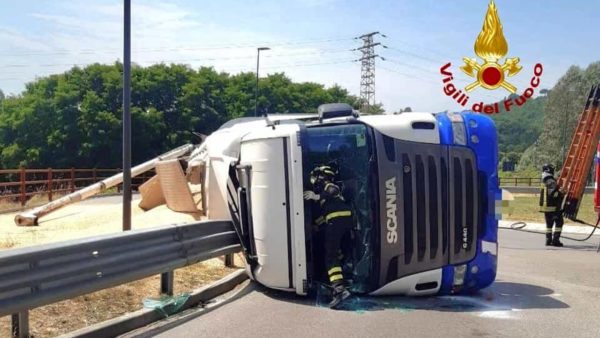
[146, 229, 600, 338]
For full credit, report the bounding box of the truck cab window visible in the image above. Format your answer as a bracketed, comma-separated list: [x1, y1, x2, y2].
[303, 123, 377, 293]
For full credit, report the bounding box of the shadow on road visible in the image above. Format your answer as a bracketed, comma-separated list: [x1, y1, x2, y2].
[256, 279, 569, 313]
[560, 243, 600, 251]
[38, 212, 80, 224]
[500, 243, 600, 251]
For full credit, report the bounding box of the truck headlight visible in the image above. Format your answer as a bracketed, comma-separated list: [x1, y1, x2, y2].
[447, 113, 466, 145]
[453, 264, 467, 286]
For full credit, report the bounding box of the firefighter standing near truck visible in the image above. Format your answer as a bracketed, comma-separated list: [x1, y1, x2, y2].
[304, 164, 353, 309]
[539, 164, 565, 247]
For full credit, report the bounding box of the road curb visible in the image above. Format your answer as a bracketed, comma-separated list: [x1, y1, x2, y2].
[60, 269, 248, 338]
[499, 220, 599, 236]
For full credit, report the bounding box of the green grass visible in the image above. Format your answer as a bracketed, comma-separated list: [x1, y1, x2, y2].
[504, 193, 597, 224]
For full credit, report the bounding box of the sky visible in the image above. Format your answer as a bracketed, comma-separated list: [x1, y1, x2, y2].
[1, 0, 599, 113]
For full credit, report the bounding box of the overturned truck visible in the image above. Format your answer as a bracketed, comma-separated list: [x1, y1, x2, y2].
[16, 103, 501, 296]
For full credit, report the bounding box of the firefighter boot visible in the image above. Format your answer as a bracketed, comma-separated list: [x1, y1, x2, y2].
[545, 233, 552, 246]
[552, 232, 564, 247]
[328, 282, 351, 309]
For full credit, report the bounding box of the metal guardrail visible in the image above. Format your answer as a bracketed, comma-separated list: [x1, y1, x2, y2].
[498, 177, 541, 186]
[0, 220, 241, 336]
[502, 186, 595, 194]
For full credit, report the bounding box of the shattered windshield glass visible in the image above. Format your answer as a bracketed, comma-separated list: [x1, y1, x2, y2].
[303, 123, 377, 293]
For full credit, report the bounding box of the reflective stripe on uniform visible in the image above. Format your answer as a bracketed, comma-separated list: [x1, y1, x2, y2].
[540, 185, 558, 212]
[315, 216, 325, 225]
[329, 274, 343, 282]
[540, 186, 547, 211]
[325, 210, 352, 222]
[546, 228, 553, 233]
[555, 227, 562, 232]
[328, 267, 342, 276]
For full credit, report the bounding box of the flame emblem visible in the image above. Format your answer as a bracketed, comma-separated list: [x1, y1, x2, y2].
[460, 0, 522, 93]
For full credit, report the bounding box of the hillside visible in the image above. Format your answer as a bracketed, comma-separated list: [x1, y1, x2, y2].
[490, 94, 546, 165]
[519, 62, 600, 170]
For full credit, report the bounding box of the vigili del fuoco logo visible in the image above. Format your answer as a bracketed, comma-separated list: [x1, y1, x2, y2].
[440, 0, 543, 114]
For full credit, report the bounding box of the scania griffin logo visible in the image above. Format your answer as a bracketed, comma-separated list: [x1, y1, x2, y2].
[385, 177, 398, 244]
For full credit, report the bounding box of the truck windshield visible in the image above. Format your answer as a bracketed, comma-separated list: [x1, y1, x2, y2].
[302, 123, 377, 293]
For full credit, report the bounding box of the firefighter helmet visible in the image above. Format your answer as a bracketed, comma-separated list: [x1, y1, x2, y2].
[542, 163, 555, 175]
[310, 165, 336, 185]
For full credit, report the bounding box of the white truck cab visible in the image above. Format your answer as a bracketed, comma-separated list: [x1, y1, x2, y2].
[193, 103, 500, 296]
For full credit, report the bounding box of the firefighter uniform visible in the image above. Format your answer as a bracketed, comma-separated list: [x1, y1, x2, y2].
[539, 164, 564, 247]
[304, 165, 353, 309]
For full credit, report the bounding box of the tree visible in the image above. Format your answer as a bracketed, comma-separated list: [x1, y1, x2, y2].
[0, 63, 365, 168]
[519, 62, 600, 170]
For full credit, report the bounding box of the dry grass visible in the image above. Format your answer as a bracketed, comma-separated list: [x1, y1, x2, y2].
[0, 196, 243, 337]
[0, 257, 243, 338]
[503, 193, 597, 224]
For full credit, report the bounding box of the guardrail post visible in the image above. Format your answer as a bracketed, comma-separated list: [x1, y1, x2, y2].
[19, 167, 26, 206]
[48, 168, 53, 202]
[225, 254, 234, 267]
[70, 167, 75, 193]
[92, 167, 97, 183]
[11, 311, 29, 338]
[160, 271, 174, 296]
[514, 177, 517, 186]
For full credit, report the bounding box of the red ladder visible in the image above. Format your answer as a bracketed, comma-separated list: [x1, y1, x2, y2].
[557, 85, 600, 219]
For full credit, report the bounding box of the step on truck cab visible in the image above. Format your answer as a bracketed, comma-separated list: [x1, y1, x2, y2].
[194, 103, 500, 296]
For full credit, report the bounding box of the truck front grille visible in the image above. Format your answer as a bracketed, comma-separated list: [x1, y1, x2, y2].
[449, 148, 478, 264]
[377, 136, 480, 284]
[395, 146, 449, 280]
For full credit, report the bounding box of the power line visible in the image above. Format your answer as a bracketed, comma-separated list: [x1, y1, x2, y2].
[383, 46, 442, 64]
[383, 38, 454, 62]
[379, 65, 440, 85]
[0, 48, 356, 69]
[379, 65, 499, 101]
[0, 36, 355, 57]
[382, 57, 440, 76]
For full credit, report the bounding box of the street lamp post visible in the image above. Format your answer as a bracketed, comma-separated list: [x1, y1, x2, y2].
[122, 0, 132, 231]
[255, 47, 270, 117]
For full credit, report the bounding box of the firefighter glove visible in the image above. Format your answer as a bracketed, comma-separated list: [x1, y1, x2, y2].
[303, 190, 320, 201]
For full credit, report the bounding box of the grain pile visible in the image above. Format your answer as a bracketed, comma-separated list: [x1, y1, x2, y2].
[0, 195, 243, 337]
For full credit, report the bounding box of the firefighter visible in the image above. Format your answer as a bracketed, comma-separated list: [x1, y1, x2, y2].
[539, 163, 564, 247]
[304, 164, 353, 309]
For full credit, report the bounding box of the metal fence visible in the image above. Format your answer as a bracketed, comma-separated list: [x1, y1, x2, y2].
[498, 177, 541, 186]
[0, 220, 241, 337]
[0, 168, 154, 208]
